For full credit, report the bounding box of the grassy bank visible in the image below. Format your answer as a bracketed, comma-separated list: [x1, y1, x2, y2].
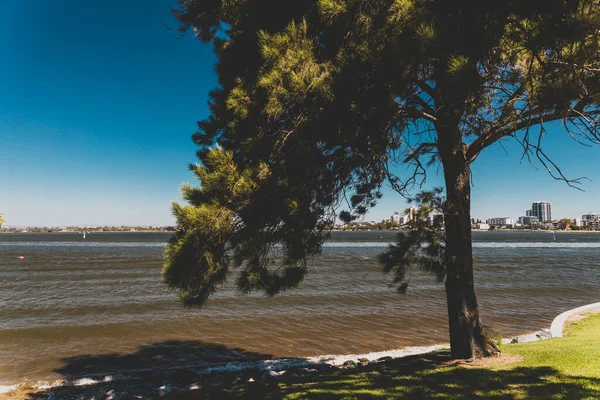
[163, 314, 600, 399]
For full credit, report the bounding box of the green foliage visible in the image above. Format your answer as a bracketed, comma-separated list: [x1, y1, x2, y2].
[225, 78, 251, 121]
[558, 218, 575, 230]
[166, 0, 600, 307]
[388, 0, 414, 24]
[257, 19, 334, 118]
[378, 188, 446, 293]
[318, 0, 347, 22]
[163, 148, 243, 306]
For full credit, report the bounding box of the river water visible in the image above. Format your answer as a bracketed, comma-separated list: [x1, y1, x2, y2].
[1, 231, 599, 386]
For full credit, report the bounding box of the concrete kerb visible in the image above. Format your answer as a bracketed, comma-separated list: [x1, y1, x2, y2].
[550, 302, 600, 338]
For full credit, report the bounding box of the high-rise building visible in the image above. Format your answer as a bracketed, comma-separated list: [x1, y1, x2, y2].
[531, 201, 552, 222]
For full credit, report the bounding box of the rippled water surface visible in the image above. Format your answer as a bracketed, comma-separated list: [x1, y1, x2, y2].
[1, 231, 599, 385]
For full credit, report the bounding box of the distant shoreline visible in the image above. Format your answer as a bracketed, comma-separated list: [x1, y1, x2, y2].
[471, 229, 600, 233]
[2, 228, 600, 234]
[0, 229, 174, 234]
[331, 229, 600, 233]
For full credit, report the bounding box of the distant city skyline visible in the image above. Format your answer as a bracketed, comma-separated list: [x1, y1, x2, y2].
[7, 192, 595, 227]
[1, 0, 600, 227]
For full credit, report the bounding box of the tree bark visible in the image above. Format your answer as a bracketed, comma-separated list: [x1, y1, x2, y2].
[441, 144, 500, 359]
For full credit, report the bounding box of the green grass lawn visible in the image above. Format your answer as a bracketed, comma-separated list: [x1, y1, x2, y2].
[162, 313, 600, 399]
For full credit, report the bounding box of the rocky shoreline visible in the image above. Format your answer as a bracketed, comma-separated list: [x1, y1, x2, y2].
[2, 353, 421, 400]
[3, 345, 451, 400]
[1, 339, 544, 400]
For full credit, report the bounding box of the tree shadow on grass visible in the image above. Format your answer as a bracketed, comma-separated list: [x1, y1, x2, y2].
[199, 351, 600, 400]
[20, 340, 280, 400]
[19, 348, 600, 399]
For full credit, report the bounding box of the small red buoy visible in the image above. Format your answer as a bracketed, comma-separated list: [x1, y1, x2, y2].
[18, 256, 25, 260]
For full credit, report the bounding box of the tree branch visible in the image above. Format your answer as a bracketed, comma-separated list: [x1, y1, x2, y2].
[466, 103, 600, 162]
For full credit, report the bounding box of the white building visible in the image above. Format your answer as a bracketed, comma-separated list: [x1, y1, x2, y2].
[582, 213, 600, 230]
[486, 217, 514, 227]
[392, 207, 418, 226]
[425, 213, 444, 226]
[403, 207, 418, 224]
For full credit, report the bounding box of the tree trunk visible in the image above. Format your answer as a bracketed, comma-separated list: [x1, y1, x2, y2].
[442, 145, 500, 359]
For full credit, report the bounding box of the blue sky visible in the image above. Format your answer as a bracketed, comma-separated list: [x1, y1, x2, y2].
[1, 0, 599, 226]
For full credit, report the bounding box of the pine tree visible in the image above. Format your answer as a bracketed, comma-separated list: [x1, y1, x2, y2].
[164, 0, 600, 359]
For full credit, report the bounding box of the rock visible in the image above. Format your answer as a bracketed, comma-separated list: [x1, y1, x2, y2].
[240, 368, 262, 381]
[105, 389, 128, 400]
[158, 384, 172, 396]
[310, 364, 323, 371]
[536, 330, 552, 339]
[248, 378, 255, 383]
[358, 358, 370, 363]
[297, 367, 319, 375]
[377, 356, 393, 362]
[357, 362, 367, 368]
[261, 370, 287, 380]
[314, 363, 335, 372]
[342, 360, 356, 368]
[512, 332, 545, 344]
[188, 383, 201, 390]
[75, 386, 107, 400]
